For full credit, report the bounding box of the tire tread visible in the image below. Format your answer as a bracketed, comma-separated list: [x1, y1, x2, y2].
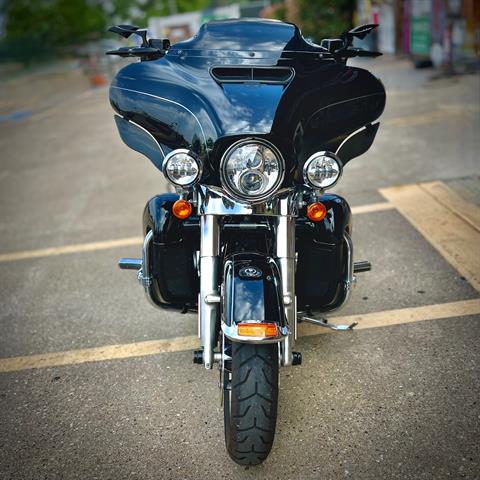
[225, 342, 278, 466]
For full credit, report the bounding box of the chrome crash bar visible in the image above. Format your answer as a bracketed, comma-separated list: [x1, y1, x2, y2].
[297, 231, 357, 330]
[118, 230, 157, 308]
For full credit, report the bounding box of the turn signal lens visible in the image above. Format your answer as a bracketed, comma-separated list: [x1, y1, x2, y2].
[306, 202, 327, 222]
[172, 199, 192, 220]
[237, 322, 278, 337]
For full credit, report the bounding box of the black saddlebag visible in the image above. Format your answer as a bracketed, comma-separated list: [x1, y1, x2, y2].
[295, 194, 352, 313]
[143, 194, 200, 309]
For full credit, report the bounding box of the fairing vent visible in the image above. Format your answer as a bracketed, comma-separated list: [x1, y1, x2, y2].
[210, 67, 294, 84]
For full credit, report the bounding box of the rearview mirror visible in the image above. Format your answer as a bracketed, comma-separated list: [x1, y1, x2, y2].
[347, 24, 379, 40]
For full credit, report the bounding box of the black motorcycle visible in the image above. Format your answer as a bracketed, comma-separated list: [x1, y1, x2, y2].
[107, 19, 385, 465]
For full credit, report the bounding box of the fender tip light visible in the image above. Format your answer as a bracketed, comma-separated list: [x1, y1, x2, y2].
[306, 202, 327, 222]
[237, 322, 278, 337]
[172, 199, 192, 219]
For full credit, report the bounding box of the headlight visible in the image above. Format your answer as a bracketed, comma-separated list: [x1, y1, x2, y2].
[220, 139, 285, 202]
[303, 151, 342, 189]
[162, 149, 201, 187]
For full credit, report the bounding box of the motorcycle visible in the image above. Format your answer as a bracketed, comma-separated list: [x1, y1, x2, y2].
[107, 19, 385, 465]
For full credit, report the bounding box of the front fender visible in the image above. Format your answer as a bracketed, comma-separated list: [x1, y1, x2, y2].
[222, 253, 288, 343]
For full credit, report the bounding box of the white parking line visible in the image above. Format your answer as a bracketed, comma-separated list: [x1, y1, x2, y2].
[0, 299, 478, 373]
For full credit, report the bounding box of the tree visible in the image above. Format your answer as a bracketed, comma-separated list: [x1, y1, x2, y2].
[297, 0, 355, 42]
[271, 0, 355, 43]
[2, 0, 106, 48]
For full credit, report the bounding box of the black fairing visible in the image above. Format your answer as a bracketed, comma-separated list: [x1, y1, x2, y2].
[143, 193, 199, 309]
[336, 122, 380, 165]
[110, 18, 386, 180]
[115, 115, 164, 170]
[223, 253, 285, 327]
[296, 193, 352, 312]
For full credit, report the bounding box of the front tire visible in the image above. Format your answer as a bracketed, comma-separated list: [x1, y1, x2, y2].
[224, 342, 279, 465]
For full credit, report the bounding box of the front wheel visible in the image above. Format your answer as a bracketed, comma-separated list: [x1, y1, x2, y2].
[224, 342, 279, 465]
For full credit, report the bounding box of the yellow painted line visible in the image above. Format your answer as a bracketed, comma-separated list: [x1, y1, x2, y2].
[0, 236, 143, 263]
[298, 299, 480, 337]
[0, 202, 394, 263]
[419, 181, 480, 233]
[380, 182, 480, 291]
[351, 201, 394, 215]
[1, 299, 479, 373]
[0, 335, 200, 373]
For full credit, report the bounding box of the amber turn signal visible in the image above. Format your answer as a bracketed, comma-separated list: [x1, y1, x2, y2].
[172, 199, 193, 220]
[306, 202, 327, 222]
[237, 322, 278, 337]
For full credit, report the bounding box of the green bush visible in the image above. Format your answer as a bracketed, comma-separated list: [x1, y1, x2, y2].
[1, 0, 106, 63]
[297, 0, 355, 42]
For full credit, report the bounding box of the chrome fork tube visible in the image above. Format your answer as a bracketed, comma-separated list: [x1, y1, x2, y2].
[276, 216, 296, 366]
[199, 215, 220, 369]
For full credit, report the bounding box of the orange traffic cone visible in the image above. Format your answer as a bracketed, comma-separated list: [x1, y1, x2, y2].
[91, 72, 107, 86]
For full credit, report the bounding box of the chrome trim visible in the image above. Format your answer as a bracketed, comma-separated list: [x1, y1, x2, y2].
[214, 351, 230, 363]
[343, 231, 354, 308]
[222, 322, 289, 344]
[299, 316, 358, 331]
[302, 151, 343, 190]
[335, 125, 366, 158]
[309, 231, 354, 315]
[198, 185, 299, 217]
[118, 258, 142, 270]
[161, 148, 203, 187]
[137, 230, 160, 308]
[222, 223, 270, 230]
[199, 215, 220, 369]
[275, 216, 296, 366]
[219, 138, 286, 204]
[205, 293, 221, 304]
[118, 231, 167, 309]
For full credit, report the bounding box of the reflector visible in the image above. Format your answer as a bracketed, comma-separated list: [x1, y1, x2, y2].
[237, 322, 278, 337]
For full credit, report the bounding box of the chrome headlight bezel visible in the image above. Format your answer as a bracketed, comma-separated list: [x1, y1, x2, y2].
[162, 148, 202, 187]
[303, 151, 343, 190]
[219, 138, 285, 203]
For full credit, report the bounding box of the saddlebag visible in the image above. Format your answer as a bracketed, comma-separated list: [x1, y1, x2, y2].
[143, 193, 200, 309]
[295, 193, 352, 313]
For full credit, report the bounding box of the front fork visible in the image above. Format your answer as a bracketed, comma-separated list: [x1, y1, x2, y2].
[198, 214, 296, 369]
[199, 215, 220, 369]
[275, 216, 296, 366]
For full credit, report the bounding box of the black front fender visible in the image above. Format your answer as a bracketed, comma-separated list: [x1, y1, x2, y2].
[223, 253, 286, 330]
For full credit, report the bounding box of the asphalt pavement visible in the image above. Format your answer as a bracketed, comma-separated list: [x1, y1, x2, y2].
[0, 57, 479, 479]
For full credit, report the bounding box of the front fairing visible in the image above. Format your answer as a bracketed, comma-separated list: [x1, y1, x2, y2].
[110, 19, 386, 183]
